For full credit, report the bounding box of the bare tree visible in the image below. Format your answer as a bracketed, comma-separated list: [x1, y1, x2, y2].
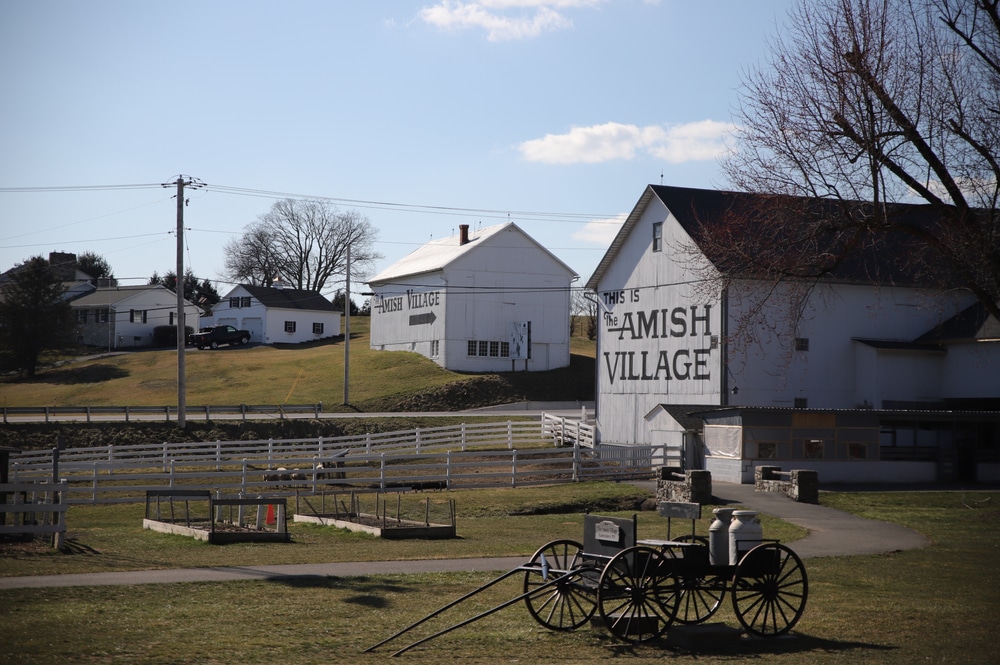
[719, 0, 1000, 321]
[224, 199, 381, 295]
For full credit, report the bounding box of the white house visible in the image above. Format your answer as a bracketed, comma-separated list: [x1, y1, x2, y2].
[205, 284, 341, 345]
[367, 222, 578, 372]
[70, 285, 201, 349]
[586, 185, 1000, 484]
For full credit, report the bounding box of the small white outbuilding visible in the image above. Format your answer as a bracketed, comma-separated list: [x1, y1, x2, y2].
[206, 284, 341, 345]
[367, 222, 578, 372]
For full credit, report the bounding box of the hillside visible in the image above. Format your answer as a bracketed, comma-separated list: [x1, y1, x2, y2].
[0, 319, 596, 449]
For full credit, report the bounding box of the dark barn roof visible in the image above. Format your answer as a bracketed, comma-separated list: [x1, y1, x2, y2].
[241, 285, 340, 312]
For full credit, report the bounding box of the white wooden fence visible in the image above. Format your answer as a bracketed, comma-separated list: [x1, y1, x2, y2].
[0, 481, 67, 547]
[8, 418, 661, 505]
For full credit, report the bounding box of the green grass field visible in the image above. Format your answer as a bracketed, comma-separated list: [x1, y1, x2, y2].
[0, 318, 598, 412]
[1, 485, 998, 664]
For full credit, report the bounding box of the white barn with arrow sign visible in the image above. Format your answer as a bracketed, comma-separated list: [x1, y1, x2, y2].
[367, 222, 577, 372]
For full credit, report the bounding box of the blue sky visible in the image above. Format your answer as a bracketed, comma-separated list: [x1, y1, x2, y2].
[0, 0, 797, 299]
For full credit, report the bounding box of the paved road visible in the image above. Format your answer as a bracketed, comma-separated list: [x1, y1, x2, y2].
[0, 481, 929, 590]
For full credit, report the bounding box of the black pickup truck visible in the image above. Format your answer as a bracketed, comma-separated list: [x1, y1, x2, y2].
[188, 325, 251, 349]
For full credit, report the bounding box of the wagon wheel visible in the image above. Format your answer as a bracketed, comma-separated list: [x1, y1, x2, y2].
[731, 543, 808, 637]
[523, 539, 598, 631]
[665, 535, 727, 625]
[597, 546, 679, 643]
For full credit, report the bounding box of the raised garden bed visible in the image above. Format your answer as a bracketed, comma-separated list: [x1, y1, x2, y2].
[293, 489, 456, 539]
[143, 490, 290, 544]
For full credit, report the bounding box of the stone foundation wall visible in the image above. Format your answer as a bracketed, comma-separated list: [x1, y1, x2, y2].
[754, 466, 818, 504]
[655, 467, 712, 505]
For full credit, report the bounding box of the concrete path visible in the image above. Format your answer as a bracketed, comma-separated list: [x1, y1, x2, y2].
[0, 482, 929, 590]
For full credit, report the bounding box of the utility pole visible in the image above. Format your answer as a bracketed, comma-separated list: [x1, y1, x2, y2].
[163, 175, 203, 429]
[343, 242, 351, 406]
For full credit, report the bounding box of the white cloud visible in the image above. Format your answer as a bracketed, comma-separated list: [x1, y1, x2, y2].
[572, 213, 626, 245]
[419, 0, 606, 41]
[518, 120, 737, 164]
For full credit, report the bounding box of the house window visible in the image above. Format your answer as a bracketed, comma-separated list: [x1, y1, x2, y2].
[313, 322, 324, 335]
[652, 222, 663, 252]
[230, 297, 240, 308]
[466, 340, 512, 358]
[76, 309, 88, 323]
[285, 321, 296, 333]
[795, 337, 810, 351]
[756, 442, 777, 459]
[230, 296, 252, 308]
[99, 308, 109, 323]
[804, 440, 825, 459]
[129, 309, 147, 324]
[794, 397, 809, 409]
[169, 312, 174, 326]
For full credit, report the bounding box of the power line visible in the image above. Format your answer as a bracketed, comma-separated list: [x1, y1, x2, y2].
[0, 183, 164, 193]
[203, 182, 621, 224]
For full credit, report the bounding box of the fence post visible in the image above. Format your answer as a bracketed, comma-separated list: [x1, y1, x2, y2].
[507, 421, 513, 449]
[379, 453, 386, 491]
[268, 439, 274, 468]
[162, 442, 169, 473]
[86, 406, 92, 423]
[45, 407, 50, 424]
[241, 404, 246, 422]
[461, 424, 467, 451]
[318, 437, 324, 458]
[366, 433, 372, 454]
[573, 443, 580, 482]
[511, 450, 517, 488]
[92, 463, 99, 504]
[169, 460, 176, 488]
[125, 406, 130, 422]
[446, 451, 452, 488]
[165, 406, 170, 422]
[242, 459, 248, 495]
[216, 441, 222, 472]
[108, 445, 114, 476]
[415, 428, 421, 453]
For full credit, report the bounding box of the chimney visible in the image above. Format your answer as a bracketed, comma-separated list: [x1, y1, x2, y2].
[459, 224, 469, 245]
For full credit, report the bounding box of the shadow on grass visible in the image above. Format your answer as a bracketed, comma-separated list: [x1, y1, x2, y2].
[28, 363, 129, 384]
[654, 631, 898, 658]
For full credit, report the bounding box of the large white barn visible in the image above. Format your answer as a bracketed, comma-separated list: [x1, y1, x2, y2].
[586, 185, 1000, 484]
[367, 222, 578, 372]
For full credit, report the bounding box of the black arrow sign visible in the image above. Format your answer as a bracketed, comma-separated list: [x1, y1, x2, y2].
[409, 312, 437, 326]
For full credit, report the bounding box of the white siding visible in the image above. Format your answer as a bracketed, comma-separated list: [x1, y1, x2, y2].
[369, 224, 575, 372]
[593, 199, 723, 445]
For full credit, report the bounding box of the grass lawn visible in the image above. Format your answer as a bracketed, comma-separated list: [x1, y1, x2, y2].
[0, 318, 598, 411]
[1, 485, 998, 664]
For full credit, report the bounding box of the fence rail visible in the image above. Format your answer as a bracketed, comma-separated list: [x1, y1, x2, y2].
[0, 481, 68, 547]
[1, 403, 325, 423]
[9, 419, 659, 505]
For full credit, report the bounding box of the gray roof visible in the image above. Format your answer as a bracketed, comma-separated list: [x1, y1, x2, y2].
[239, 285, 340, 312]
[367, 222, 577, 285]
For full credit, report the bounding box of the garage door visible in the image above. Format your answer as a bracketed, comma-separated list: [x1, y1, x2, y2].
[241, 317, 263, 344]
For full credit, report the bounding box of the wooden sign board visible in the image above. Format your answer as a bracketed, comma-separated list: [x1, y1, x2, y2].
[657, 502, 701, 520]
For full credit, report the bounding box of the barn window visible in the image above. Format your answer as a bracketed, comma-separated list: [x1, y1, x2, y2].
[430, 340, 439, 357]
[284, 321, 296, 333]
[467, 340, 477, 356]
[652, 222, 663, 252]
[313, 322, 324, 335]
[479, 340, 488, 356]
